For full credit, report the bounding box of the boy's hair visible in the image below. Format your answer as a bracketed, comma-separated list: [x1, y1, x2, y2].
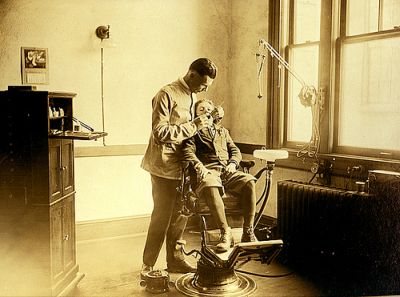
[195, 99, 223, 124]
[189, 58, 217, 79]
[194, 99, 215, 116]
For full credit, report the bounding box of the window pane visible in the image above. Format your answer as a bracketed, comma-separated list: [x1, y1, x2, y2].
[287, 45, 319, 142]
[347, 0, 379, 35]
[339, 37, 400, 150]
[294, 0, 321, 43]
[382, 0, 400, 30]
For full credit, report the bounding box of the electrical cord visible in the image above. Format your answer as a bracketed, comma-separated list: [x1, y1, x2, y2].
[236, 268, 294, 278]
[308, 172, 317, 184]
[235, 259, 294, 278]
[296, 87, 323, 160]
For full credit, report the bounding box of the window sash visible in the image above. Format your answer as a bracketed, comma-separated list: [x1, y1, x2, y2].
[293, 0, 321, 43]
[283, 0, 321, 149]
[334, 33, 400, 158]
[285, 44, 319, 143]
[346, 0, 400, 35]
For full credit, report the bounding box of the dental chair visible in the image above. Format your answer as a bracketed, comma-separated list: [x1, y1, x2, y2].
[175, 149, 288, 296]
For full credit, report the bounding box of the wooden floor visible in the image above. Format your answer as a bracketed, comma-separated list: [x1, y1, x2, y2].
[73, 231, 324, 297]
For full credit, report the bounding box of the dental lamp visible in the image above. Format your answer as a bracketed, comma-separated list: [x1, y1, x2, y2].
[256, 38, 323, 159]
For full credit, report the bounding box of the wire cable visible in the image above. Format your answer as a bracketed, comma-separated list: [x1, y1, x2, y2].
[235, 260, 294, 278]
[236, 268, 294, 278]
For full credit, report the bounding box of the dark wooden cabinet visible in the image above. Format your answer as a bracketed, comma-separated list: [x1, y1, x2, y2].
[0, 88, 105, 296]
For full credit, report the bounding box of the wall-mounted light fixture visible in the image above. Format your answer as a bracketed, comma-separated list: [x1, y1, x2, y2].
[95, 25, 116, 145]
[95, 25, 110, 40]
[95, 25, 116, 48]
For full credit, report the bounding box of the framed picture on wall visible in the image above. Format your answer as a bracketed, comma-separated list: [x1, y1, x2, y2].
[21, 47, 49, 85]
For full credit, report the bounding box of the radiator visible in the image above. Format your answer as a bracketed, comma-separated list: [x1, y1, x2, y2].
[277, 180, 374, 269]
[277, 179, 400, 294]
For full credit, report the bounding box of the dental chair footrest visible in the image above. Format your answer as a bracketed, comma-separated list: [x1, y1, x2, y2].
[236, 239, 283, 250]
[236, 239, 283, 264]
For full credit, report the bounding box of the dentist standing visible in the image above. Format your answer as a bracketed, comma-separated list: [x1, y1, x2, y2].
[140, 58, 218, 277]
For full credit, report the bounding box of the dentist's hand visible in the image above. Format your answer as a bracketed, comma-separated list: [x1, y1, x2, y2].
[212, 106, 224, 120]
[193, 114, 211, 130]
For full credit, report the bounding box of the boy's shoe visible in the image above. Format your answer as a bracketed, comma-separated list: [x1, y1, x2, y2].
[241, 226, 258, 242]
[216, 227, 234, 253]
[140, 264, 153, 280]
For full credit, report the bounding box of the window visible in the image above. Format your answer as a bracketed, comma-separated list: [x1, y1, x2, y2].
[277, 0, 400, 161]
[336, 0, 400, 158]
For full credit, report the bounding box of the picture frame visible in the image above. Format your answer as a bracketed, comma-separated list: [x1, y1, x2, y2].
[21, 47, 49, 85]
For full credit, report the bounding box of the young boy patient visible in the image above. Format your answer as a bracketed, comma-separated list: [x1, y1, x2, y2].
[182, 99, 257, 253]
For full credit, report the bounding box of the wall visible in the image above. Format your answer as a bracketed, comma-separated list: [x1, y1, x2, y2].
[0, 0, 232, 221]
[0, 0, 278, 222]
[228, 1, 269, 145]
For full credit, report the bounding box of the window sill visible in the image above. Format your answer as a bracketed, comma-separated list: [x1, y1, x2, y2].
[237, 143, 400, 177]
[281, 150, 400, 176]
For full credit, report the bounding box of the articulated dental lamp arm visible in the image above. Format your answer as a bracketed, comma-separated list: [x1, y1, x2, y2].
[258, 38, 306, 88]
[256, 38, 320, 107]
[256, 39, 324, 159]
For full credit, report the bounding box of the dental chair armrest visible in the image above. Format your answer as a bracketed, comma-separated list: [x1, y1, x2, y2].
[240, 160, 256, 169]
[240, 160, 256, 174]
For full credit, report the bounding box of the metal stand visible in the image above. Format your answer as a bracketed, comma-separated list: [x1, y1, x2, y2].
[176, 270, 256, 297]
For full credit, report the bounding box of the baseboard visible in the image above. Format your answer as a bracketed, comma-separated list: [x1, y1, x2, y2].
[76, 215, 151, 242]
[75, 214, 277, 242]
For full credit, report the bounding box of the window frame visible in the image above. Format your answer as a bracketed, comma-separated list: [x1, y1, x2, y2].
[256, 0, 400, 176]
[265, 0, 400, 172]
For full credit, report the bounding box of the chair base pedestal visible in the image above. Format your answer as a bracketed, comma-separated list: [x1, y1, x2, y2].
[175, 261, 256, 297]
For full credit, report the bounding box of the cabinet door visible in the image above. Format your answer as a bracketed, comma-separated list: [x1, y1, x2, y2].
[50, 195, 76, 283]
[63, 195, 75, 273]
[61, 140, 74, 195]
[49, 139, 62, 202]
[50, 201, 64, 283]
[49, 139, 74, 202]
